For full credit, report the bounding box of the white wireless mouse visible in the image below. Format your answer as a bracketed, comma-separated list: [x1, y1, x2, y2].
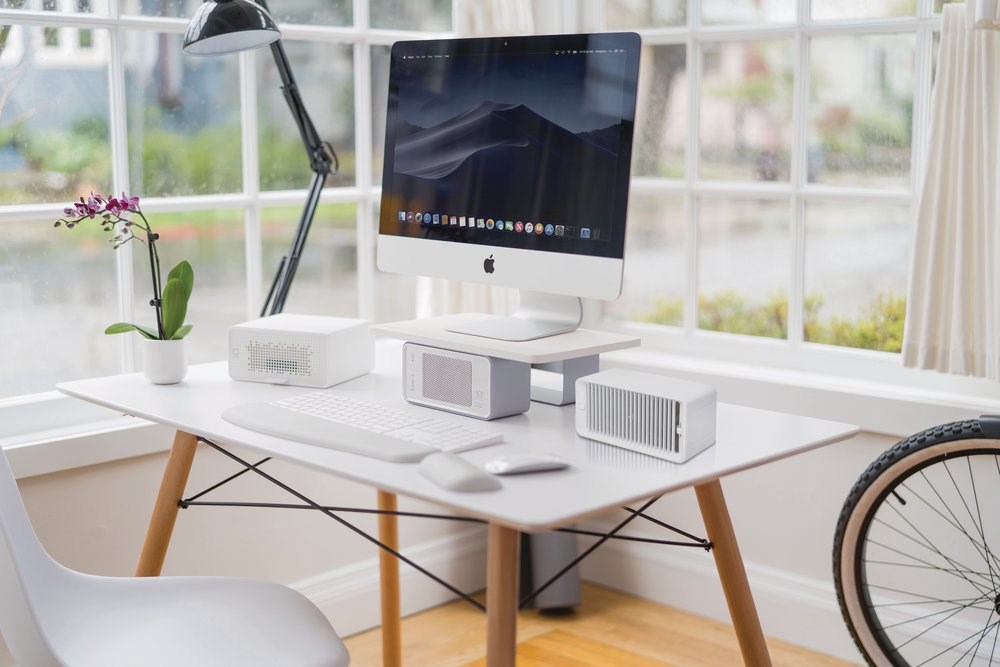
[484, 453, 570, 476]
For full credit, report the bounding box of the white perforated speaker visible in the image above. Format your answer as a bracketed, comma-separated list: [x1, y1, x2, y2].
[575, 369, 716, 463]
[229, 314, 373, 388]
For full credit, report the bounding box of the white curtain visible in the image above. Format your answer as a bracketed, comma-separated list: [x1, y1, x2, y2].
[413, 0, 534, 318]
[902, 2, 1000, 379]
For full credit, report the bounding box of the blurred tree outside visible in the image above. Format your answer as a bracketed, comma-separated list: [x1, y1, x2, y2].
[638, 289, 906, 352]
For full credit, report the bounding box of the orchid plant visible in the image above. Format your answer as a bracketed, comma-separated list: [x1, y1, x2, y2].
[55, 193, 194, 341]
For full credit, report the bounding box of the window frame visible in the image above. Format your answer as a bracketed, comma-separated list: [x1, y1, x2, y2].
[585, 0, 992, 398]
[0, 0, 449, 451]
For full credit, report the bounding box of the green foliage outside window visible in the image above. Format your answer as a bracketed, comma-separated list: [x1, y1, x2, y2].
[637, 289, 905, 353]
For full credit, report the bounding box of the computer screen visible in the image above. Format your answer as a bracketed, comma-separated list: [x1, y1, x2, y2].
[378, 33, 640, 340]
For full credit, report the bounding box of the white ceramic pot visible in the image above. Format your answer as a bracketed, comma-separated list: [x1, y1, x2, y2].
[141, 338, 188, 384]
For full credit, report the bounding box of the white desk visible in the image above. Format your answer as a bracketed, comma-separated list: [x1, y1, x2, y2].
[58, 340, 858, 667]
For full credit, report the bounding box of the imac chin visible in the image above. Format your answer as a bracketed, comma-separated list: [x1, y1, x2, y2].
[377, 32, 640, 341]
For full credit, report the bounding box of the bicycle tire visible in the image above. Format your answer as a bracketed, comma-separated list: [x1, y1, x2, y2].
[833, 415, 1000, 667]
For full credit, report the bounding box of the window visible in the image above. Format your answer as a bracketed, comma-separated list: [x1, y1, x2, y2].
[0, 0, 444, 400]
[599, 1, 936, 366]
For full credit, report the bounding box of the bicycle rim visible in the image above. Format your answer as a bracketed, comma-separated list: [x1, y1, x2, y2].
[838, 438, 1000, 667]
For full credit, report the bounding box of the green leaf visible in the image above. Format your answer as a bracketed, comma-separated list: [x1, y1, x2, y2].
[160, 278, 189, 340]
[104, 322, 159, 339]
[166, 260, 194, 302]
[170, 324, 193, 340]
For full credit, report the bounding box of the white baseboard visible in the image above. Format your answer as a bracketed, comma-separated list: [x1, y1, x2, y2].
[577, 519, 866, 665]
[291, 525, 489, 638]
[289, 519, 865, 663]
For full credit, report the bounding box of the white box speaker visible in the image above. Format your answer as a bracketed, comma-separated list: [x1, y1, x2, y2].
[575, 369, 716, 463]
[403, 343, 530, 420]
[229, 314, 374, 388]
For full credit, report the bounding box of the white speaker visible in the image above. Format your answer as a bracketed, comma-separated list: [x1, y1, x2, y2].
[229, 314, 374, 388]
[403, 343, 530, 420]
[575, 369, 716, 463]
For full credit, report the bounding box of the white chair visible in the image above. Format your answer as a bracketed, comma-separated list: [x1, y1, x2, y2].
[0, 447, 350, 667]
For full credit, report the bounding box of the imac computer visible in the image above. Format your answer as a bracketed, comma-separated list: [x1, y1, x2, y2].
[377, 32, 640, 341]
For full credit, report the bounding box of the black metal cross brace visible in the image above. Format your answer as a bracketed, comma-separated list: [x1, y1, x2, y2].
[183, 438, 712, 613]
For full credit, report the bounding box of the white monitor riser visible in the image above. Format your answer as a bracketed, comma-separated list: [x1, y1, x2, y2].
[371, 314, 640, 405]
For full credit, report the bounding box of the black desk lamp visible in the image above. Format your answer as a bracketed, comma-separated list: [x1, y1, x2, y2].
[183, 0, 339, 316]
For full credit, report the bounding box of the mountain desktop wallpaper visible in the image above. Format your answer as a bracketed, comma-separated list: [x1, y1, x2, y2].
[386, 48, 631, 254]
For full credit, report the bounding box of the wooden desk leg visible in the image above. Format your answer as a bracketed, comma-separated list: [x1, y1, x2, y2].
[486, 524, 520, 667]
[695, 479, 772, 667]
[135, 431, 199, 577]
[377, 491, 402, 667]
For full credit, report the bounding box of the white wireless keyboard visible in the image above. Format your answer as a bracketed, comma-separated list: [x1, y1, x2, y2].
[221, 391, 503, 463]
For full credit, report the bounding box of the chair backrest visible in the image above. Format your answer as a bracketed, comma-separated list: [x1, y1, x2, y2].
[0, 446, 67, 666]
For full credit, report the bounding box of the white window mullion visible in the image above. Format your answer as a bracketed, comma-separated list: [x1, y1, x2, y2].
[353, 0, 374, 320]
[239, 49, 263, 319]
[354, 44, 375, 321]
[683, 6, 700, 333]
[787, 7, 811, 349]
[107, 21, 135, 370]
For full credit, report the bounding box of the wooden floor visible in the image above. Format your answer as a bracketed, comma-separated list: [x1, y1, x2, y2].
[343, 583, 857, 666]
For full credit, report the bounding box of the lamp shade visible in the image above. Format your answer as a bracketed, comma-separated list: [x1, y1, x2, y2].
[183, 0, 280, 56]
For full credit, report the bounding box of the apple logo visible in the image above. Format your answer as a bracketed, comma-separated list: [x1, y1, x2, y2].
[483, 254, 495, 274]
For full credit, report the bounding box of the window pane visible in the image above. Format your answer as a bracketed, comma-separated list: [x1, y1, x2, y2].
[120, 0, 196, 18]
[266, 0, 351, 26]
[606, 0, 686, 28]
[812, 0, 916, 20]
[259, 41, 354, 190]
[370, 0, 450, 31]
[700, 40, 793, 182]
[698, 199, 789, 338]
[1, 0, 108, 12]
[703, 0, 795, 25]
[120, 0, 351, 23]
[935, 0, 963, 11]
[608, 194, 685, 326]
[1, 216, 120, 397]
[372, 45, 390, 186]
[132, 208, 247, 364]
[124, 31, 242, 197]
[809, 34, 914, 187]
[262, 203, 358, 317]
[804, 201, 908, 352]
[0, 26, 111, 204]
[634, 45, 685, 178]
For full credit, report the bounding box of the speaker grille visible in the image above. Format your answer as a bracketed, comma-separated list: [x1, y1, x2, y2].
[245, 340, 313, 377]
[422, 353, 473, 407]
[584, 384, 681, 455]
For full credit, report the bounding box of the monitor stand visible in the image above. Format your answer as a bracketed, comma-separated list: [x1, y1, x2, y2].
[444, 290, 582, 342]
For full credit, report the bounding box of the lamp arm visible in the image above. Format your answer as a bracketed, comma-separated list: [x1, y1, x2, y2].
[269, 39, 339, 176]
[254, 6, 339, 316]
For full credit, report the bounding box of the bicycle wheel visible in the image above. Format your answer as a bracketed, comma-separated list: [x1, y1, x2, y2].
[834, 416, 1000, 667]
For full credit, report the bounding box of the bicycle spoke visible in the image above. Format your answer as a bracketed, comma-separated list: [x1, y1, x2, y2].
[903, 476, 1000, 578]
[873, 596, 989, 609]
[870, 517, 996, 590]
[912, 619, 1000, 667]
[897, 471, 1000, 585]
[943, 459, 999, 587]
[883, 478, 1000, 590]
[866, 537, 993, 596]
[880, 602, 990, 632]
[867, 583, 992, 606]
[865, 558, 993, 581]
[896, 602, 992, 653]
[965, 456, 998, 592]
[963, 607, 999, 667]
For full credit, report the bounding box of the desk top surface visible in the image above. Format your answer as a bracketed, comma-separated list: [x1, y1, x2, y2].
[58, 341, 858, 531]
